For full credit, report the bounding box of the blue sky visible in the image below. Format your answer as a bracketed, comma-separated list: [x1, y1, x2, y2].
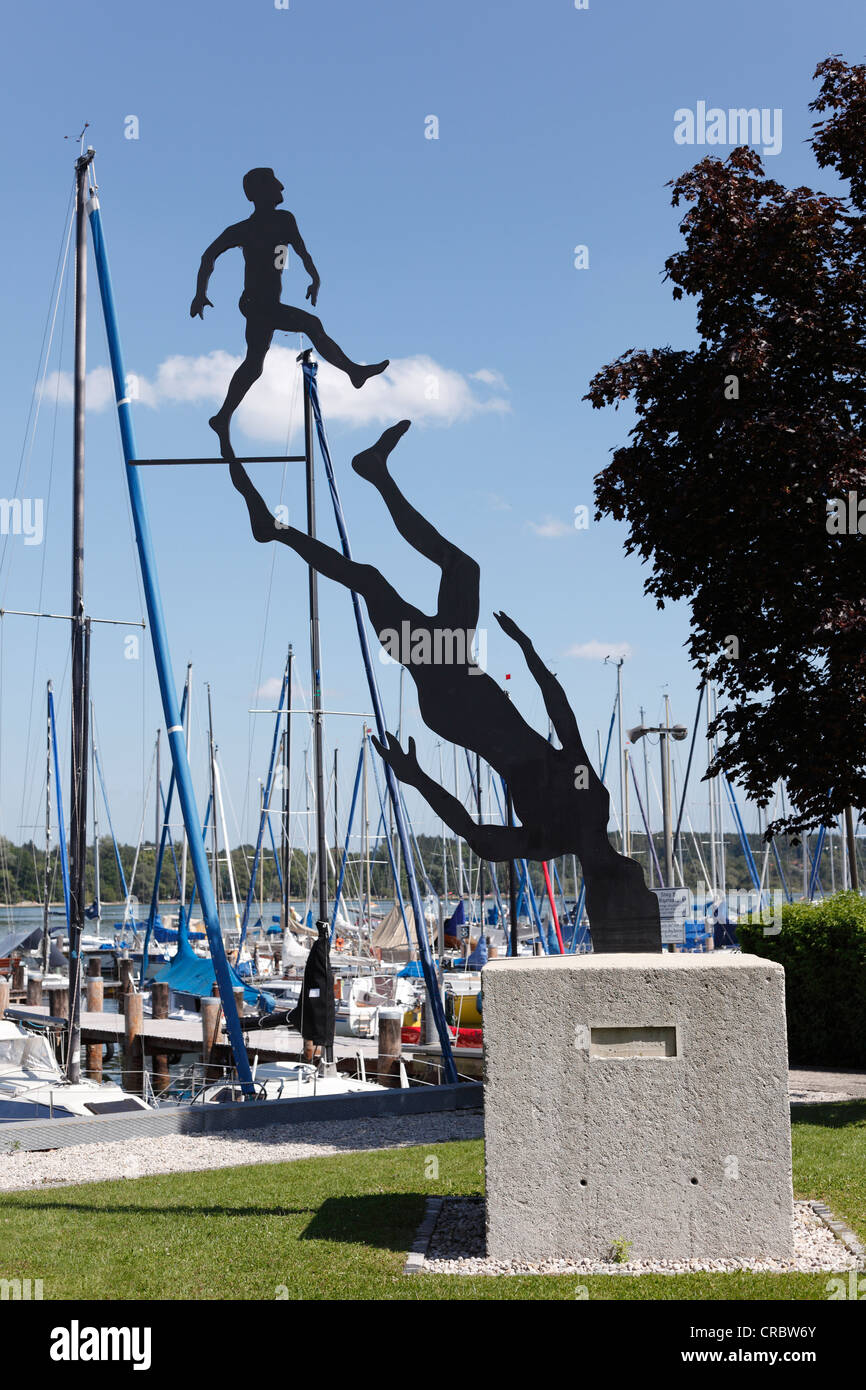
[0, 0, 862, 850]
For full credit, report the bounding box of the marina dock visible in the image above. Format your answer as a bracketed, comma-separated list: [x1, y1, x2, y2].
[7, 1005, 383, 1067]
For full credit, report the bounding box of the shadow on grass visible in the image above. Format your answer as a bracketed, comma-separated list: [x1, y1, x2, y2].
[0, 1191, 427, 1253]
[790, 1100, 866, 1129]
[299, 1193, 425, 1252]
[0, 1199, 319, 1219]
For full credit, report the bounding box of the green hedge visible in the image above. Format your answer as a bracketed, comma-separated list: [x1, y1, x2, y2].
[737, 891, 866, 1067]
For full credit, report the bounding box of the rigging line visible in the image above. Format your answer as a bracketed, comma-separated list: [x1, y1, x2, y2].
[126, 734, 158, 910]
[0, 181, 75, 597]
[11, 220, 76, 856]
[96, 308, 148, 624]
[218, 747, 254, 888]
[245, 362, 302, 840]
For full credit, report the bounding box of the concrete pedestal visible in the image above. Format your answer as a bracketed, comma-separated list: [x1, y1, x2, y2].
[483, 953, 794, 1261]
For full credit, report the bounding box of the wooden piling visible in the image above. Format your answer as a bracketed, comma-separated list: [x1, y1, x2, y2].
[151, 982, 170, 1096]
[376, 1006, 403, 1088]
[47, 985, 68, 1020]
[152, 981, 169, 1017]
[122, 991, 144, 1096]
[0, 977, 9, 1016]
[86, 976, 104, 1081]
[11, 957, 25, 993]
[26, 976, 43, 1007]
[87, 954, 102, 978]
[119, 957, 134, 998]
[201, 996, 222, 1081]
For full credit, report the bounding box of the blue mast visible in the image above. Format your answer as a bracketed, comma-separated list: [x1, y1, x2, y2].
[86, 177, 253, 1093]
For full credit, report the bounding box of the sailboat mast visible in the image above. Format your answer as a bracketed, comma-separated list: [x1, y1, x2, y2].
[476, 752, 485, 938]
[207, 683, 219, 907]
[179, 662, 192, 915]
[68, 148, 95, 1085]
[42, 682, 52, 973]
[362, 727, 370, 926]
[453, 745, 465, 899]
[91, 699, 100, 926]
[282, 644, 293, 931]
[333, 747, 338, 900]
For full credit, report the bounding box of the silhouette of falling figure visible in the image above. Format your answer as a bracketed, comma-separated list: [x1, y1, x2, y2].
[191, 168, 389, 459]
[229, 420, 661, 953]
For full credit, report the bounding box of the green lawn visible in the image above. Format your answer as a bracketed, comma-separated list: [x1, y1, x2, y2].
[1, 1101, 863, 1300]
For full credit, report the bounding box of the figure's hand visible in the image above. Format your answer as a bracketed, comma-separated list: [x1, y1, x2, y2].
[371, 732, 422, 787]
[305, 279, 320, 308]
[190, 294, 213, 319]
[494, 610, 525, 645]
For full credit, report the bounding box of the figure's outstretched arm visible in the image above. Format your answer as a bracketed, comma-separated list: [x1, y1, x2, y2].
[191, 224, 243, 316]
[286, 212, 320, 305]
[372, 733, 532, 862]
[495, 611, 582, 752]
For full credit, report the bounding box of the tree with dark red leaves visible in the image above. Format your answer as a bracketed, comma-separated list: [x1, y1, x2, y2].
[585, 57, 866, 846]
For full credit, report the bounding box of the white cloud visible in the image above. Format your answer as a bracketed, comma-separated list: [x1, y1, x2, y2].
[470, 367, 508, 390]
[567, 640, 632, 662]
[43, 351, 510, 437]
[528, 517, 573, 538]
[255, 676, 284, 701]
[485, 492, 513, 512]
[43, 365, 115, 411]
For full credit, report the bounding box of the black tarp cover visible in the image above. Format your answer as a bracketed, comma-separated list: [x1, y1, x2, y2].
[286, 922, 335, 1046]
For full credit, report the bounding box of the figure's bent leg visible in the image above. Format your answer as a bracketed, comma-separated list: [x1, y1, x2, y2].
[275, 305, 388, 389]
[372, 731, 532, 861]
[229, 459, 410, 632]
[353, 422, 481, 630]
[210, 320, 273, 459]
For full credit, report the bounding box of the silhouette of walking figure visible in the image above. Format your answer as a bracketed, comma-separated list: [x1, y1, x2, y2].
[191, 168, 389, 459]
[229, 420, 661, 953]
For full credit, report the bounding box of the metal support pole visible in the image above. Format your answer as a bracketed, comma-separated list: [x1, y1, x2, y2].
[506, 781, 519, 958]
[303, 363, 457, 1083]
[302, 358, 329, 925]
[660, 732, 673, 889]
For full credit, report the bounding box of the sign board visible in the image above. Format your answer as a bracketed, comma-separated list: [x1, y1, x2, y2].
[651, 887, 689, 945]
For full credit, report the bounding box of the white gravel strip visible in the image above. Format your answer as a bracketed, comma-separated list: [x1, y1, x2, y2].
[0, 1111, 484, 1192]
[420, 1198, 861, 1275]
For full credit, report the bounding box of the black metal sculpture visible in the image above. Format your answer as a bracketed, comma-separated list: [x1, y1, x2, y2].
[191, 168, 389, 460]
[229, 420, 661, 952]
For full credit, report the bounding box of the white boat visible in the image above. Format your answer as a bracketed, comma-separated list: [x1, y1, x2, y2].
[335, 971, 422, 1038]
[196, 1057, 398, 1104]
[0, 1018, 152, 1121]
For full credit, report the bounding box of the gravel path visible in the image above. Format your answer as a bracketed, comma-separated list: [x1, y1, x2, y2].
[419, 1197, 860, 1275]
[0, 1111, 484, 1192]
[789, 1068, 866, 1102]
